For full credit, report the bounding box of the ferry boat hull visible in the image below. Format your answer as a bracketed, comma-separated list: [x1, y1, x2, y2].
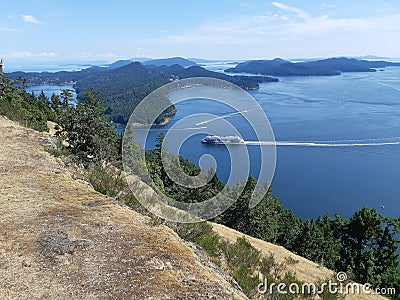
[201, 135, 245, 144]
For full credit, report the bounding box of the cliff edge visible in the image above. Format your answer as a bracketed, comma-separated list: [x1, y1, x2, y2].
[0, 115, 246, 299]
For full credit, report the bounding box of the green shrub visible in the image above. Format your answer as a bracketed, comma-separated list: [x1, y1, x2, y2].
[225, 237, 261, 296]
[226, 237, 260, 270]
[123, 193, 141, 211]
[231, 265, 260, 296]
[174, 222, 214, 244]
[197, 230, 221, 258]
[86, 164, 125, 197]
[148, 214, 165, 227]
[260, 254, 277, 275]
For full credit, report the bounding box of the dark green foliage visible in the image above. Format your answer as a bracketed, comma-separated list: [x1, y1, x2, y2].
[0, 76, 52, 131]
[224, 237, 261, 295]
[50, 93, 63, 120]
[197, 231, 221, 258]
[215, 178, 399, 296]
[313, 215, 342, 269]
[217, 178, 256, 233]
[174, 221, 215, 244]
[54, 88, 121, 163]
[226, 237, 260, 270]
[86, 164, 125, 197]
[217, 178, 284, 243]
[334, 208, 400, 298]
[75, 63, 173, 124]
[7, 62, 278, 124]
[174, 222, 222, 258]
[292, 216, 340, 270]
[144, 145, 224, 205]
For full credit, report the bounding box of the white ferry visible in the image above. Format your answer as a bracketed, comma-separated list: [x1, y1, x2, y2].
[201, 135, 245, 144]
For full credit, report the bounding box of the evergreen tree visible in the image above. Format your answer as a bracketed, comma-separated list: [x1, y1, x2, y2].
[56, 88, 120, 163]
[276, 209, 302, 250]
[336, 207, 400, 295]
[246, 194, 282, 243]
[219, 177, 255, 232]
[314, 215, 341, 269]
[0, 75, 50, 131]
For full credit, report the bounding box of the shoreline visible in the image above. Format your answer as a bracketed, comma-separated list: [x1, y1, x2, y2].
[131, 107, 176, 127]
[131, 117, 171, 127]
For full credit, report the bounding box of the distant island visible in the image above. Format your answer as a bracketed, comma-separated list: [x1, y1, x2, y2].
[7, 59, 278, 125]
[142, 57, 198, 67]
[225, 57, 400, 76]
[106, 57, 198, 69]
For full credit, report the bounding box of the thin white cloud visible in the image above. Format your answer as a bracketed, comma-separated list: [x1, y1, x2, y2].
[79, 52, 117, 59]
[280, 14, 400, 36]
[158, 3, 400, 58]
[272, 2, 310, 21]
[3, 52, 58, 58]
[21, 15, 42, 24]
[0, 27, 20, 32]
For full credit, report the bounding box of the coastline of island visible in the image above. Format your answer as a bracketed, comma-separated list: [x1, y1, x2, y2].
[131, 117, 172, 127]
[225, 57, 400, 76]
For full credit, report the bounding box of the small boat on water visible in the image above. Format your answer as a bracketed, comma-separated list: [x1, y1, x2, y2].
[201, 135, 245, 144]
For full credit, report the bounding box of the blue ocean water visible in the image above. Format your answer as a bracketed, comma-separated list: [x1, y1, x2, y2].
[26, 67, 400, 219]
[256, 69, 400, 219]
[135, 67, 400, 219]
[26, 85, 77, 100]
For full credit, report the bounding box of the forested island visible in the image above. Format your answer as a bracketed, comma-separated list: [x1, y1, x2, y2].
[225, 57, 400, 76]
[7, 61, 278, 125]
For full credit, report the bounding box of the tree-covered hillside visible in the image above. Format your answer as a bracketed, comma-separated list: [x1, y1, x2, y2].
[7, 62, 278, 124]
[0, 76, 53, 131]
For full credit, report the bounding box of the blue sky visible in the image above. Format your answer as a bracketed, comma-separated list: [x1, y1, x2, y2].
[1, 0, 400, 63]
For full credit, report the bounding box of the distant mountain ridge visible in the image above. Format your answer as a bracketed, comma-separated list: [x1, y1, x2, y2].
[142, 57, 197, 67]
[106, 59, 134, 69]
[225, 57, 400, 76]
[105, 57, 198, 69]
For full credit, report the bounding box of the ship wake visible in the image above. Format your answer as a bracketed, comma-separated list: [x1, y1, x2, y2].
[245, 137, 400, 147]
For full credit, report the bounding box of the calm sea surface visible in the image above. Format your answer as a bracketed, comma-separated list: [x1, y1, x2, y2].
[135, 67, 400, 219]
[27, 67, 400, 219]
[26, 85, 77, 100]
